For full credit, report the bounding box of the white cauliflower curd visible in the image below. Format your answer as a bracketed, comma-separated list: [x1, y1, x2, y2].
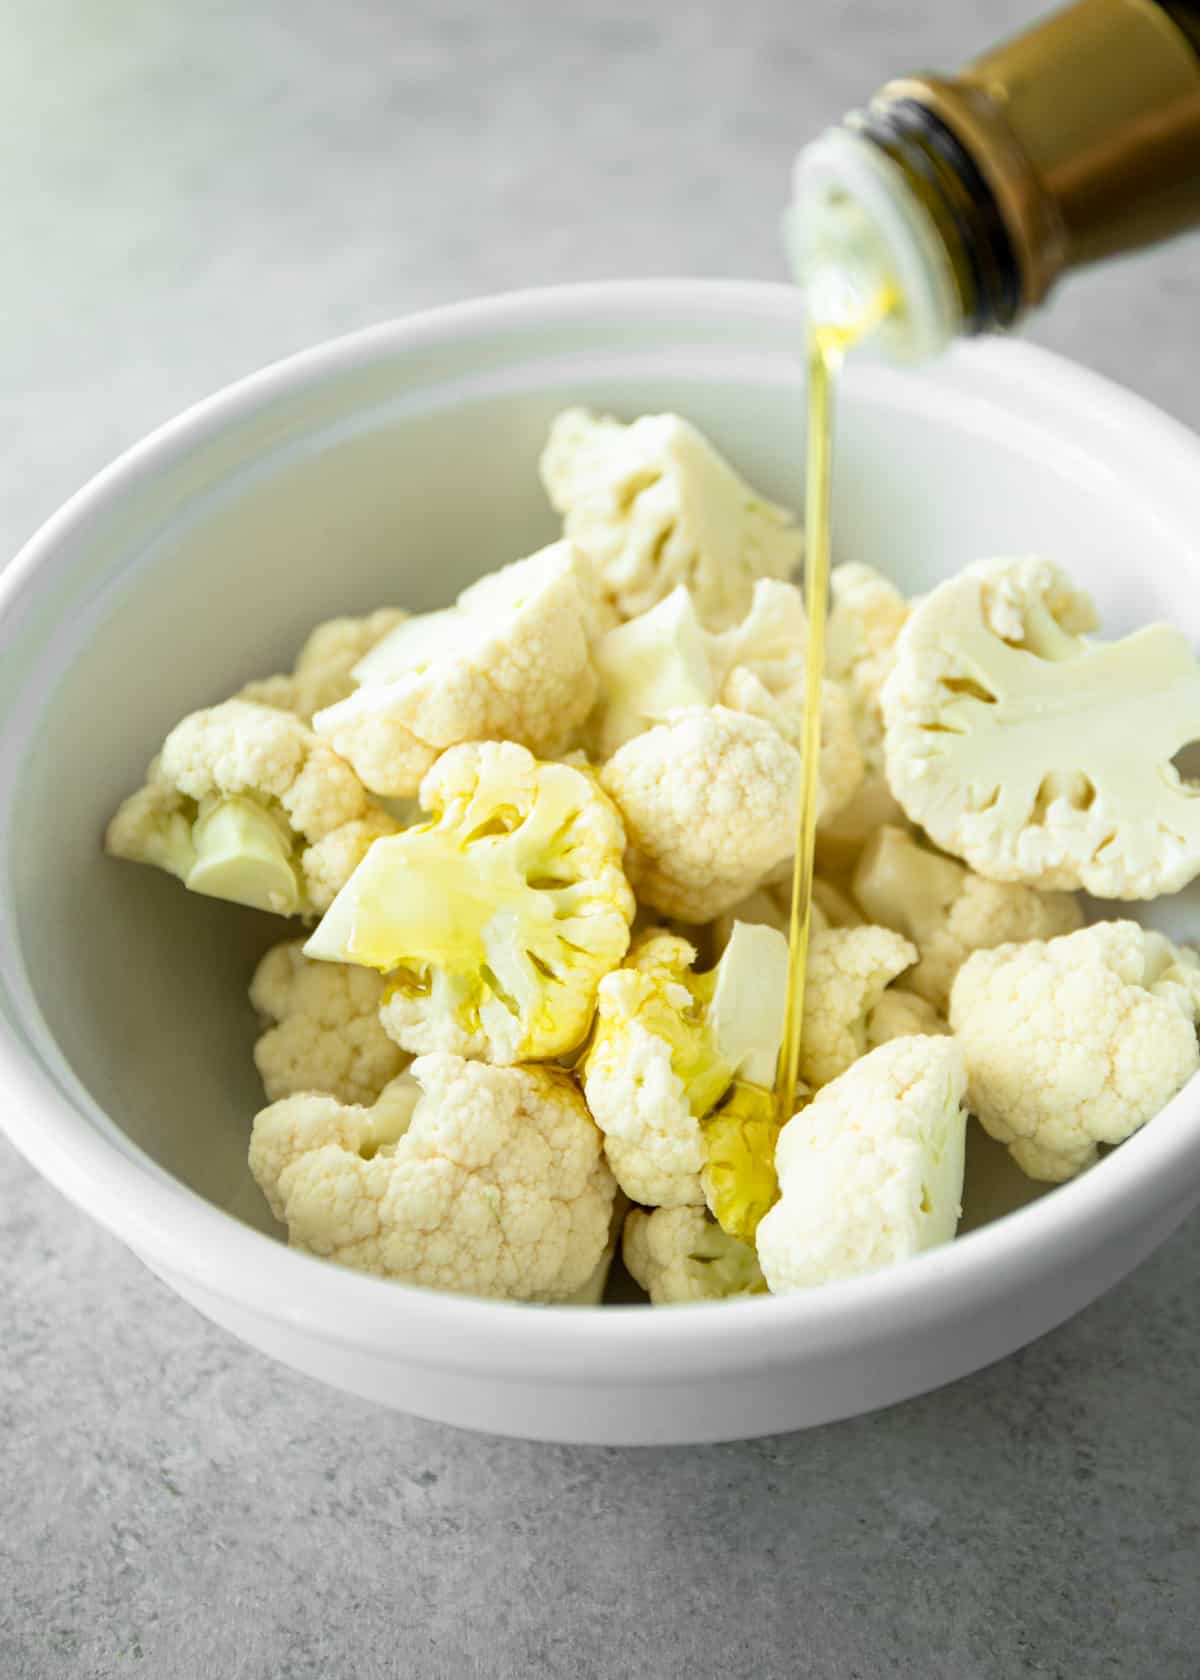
[313, 542, 600, 796]
[306, 741, 635, 1064]
[756, 1036, 968, 1293]
[540, 408, 801, 626]
[106, 699, 398, 915]
[883, 554, 1200, 897]
[950, 921, 1200, 1182]
[622, 1206, 766, 1304]
[250, 941, 407, 1106]
[249, 1055, 616, 1301]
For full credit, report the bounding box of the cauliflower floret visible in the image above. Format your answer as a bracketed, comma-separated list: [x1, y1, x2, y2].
[106, 700, 399, 916]
[592, 578, 863, 825]
[250, 941, 407, 1105]
[815, 776, 913, 888]
[305, 741, 635, 1064]
[853, 825, 1083, 1012]
[540, 408, 801, 626]
[249, 1054, 616, 1301]
[312, 542, 600, 796]
[949, 921, 1200, 1182]
[883, 554, 1200, 897]
[583, 923, 788, 1229]
[601, 707, 800, 923]
[756, 1036, 968, 1293]
[800, 924, 917, 1088]
[866, 988, 949, 1048]
[623, 1206, 766, 1304]
[239, 608, 408, 722]
[826, 563, 910, 774]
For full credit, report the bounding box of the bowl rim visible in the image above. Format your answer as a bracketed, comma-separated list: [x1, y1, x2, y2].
[3, 275, 1200, 1381]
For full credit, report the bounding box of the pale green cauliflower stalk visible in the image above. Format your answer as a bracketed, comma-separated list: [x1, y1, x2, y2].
[249, 1055, 616, 1301]
[583, 922, 788, 1231]
[800, 924, 918, 1088]
[826, 562, 911, 775]
[623, 1206, 766, 1305]
[305, 741, 635, 1064]
[883, 554, 1200, 897]
[240, 607, 408, 722]
[250, 941, 407, 1106]
[756, 1036, 968, 1293]
[106, 699, 399, 916]
[853, 824, 1082, 1012]
[949, 921, 1200, 1182]
[601, 706, 801, 923]
[540, 408, 802, 626]
[312, 541, 601, 797]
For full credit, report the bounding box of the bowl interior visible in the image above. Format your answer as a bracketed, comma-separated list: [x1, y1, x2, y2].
[4, 290, 1199, 1261]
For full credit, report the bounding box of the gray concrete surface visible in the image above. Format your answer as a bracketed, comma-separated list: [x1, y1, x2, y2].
[2, 2, 1199, 1675]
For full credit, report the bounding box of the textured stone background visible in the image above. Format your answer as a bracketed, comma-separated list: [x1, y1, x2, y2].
[2, 2, 1199, 1675]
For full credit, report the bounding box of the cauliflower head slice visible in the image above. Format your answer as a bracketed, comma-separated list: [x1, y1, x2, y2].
[249, 1054, 616, 1302]
[239, 607, 408, 722]
[826, 562, 910, 774]
[853, 825, 1083, 1012]
[623, 1206, 766, 1305]
[305, 741, 635, 1064]
[756, 1036, 969, 1293]
[949, 920, 1200, 1182]
[540, 408, 802, 626]
[883, 554, 1200, 898]
[582, 922, 788, 1231]
[250, 940, 408, 1105]
[105, 700, 398, 916]
[312, 542, 600, 797]
[800, 924, 918, 1088]
[601, 706, 801, 923]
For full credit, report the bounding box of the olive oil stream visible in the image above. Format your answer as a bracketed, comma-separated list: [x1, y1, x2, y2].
[776, 292, 896, 1124]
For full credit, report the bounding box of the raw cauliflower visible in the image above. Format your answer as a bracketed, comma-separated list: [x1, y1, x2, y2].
[623, 1206, 766, 1305]
[250, 940, 407, 1105]
[601, 706, 800, 923]
[106, 699, 398, 916]
[249, 1054, 616, 1301]
[865, 988, 949, 1048]
[883, 554, 1200, 897]
[583, 923, 788, 1224]
[826, 562, 910, 774]
[240, 608, 408, 722]
[853, 825, 1082, 1011]
[799, 924, 918, 1088]
[949, 921, 1200, 1182]
[540, 408, 802, 626]
[312, 541, 600, 796]
[756, 1036, 968, 1293]
[306, 741, 635, 1064]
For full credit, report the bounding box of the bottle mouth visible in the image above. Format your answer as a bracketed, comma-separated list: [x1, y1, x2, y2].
[787, 126, 962, 362]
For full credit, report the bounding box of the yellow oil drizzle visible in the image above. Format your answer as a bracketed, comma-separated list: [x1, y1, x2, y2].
[776, 290, 896, 1125]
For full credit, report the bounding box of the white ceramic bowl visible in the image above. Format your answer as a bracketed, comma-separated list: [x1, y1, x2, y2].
[3, 281, 1200, 1445]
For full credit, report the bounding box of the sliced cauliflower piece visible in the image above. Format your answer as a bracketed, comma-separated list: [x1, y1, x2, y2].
[540, 408, 801, 626]
[815, 776, 913, 888]
[240, 608, 408, 722]
[583, 923, 788, 1223]
[756, 1036, 968, 1293]
[866, 988, 949, 1048]
[949, 921, 1200, 1182]
[601, 707, 800, 922]
[312, 542, 600, 796]
[800, 924, 917, 1088]
[591, 586, 719, 759]
[623, 1206, 766, 1304]
[249, 1054, 616, 1301]
[826, 562, 910, 773]
[883, 554, 1200, 898]
[106, 700, 398, 916]
[853, 825, 1083, 1012]
[305, 741, 634, 1064]
[250, 940, 407, 1105]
